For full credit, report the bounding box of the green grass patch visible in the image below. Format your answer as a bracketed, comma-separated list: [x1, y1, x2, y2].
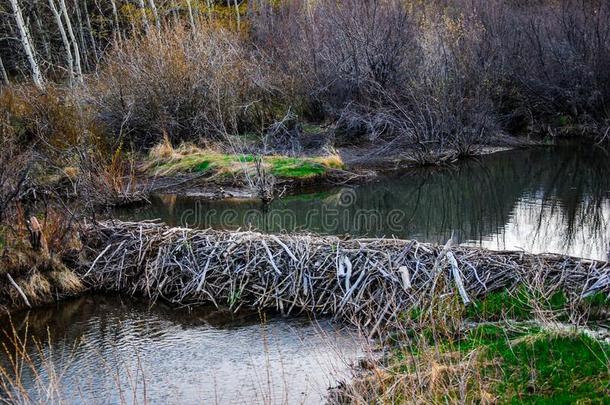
[268, 157, 326, 178]
[396, 324, 610, 403]
[449, 324, 610, 403]
[148, 149, 343, 179]
[466, 286, 568, 321]
[480, 329, 610, 403]
[583, 292, 609, 308]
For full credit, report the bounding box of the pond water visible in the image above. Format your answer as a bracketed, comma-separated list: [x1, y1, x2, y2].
[118, 143, 610, 261]
[3, 143, 608, 404]
[0, 296, 363, 404]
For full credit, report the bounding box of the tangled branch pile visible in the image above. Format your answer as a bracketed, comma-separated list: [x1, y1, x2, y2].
[80, 221, 610, 331]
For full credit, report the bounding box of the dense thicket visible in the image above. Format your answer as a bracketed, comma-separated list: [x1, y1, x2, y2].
[1, 0, 609, 152]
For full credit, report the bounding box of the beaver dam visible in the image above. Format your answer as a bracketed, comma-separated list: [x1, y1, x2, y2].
[80, 220, 610, 333]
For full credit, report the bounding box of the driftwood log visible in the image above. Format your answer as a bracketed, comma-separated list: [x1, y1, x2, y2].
[79, 220, 610, 330]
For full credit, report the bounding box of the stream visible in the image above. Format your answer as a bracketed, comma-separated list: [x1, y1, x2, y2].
[1, 142, 609, 404]
[0, 296, 363, 404]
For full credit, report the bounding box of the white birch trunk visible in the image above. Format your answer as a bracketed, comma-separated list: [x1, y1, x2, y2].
[109, 0, 123, 42]
[83, 1, 99, 63]
[148, 0, 161, 32]
[49, 0, 74, 85]
[234, 0, 241, 31]
[136, 0, 150, 31]
[59, 0, 83, 81]
[73, 0, 88, 68]
[206, 0, 213, 21]
[9, 0, 44, 88]
[0, 55, 9, 84]
[185, 0, 195, 30]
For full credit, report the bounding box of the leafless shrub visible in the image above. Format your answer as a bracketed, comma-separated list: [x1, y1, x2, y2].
[250, 0, 500, 152]
[262, 110, 302, 156]
[250, 0, 609, 147]
[87, 24, 283, 148]
[473, 0, 610, 132]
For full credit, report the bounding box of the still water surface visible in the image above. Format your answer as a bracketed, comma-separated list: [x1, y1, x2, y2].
[0, 295, 362, 404]
[118, 144, 610, 260]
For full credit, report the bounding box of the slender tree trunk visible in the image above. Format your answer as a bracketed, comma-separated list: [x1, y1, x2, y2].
[0, 55, 9, 84]
[49, 0, 74, 85]
[9, 0, 44, 88]
[33, 10, 51, 62]
[73, 0, 89, 69]
[136, 0, 150, 31]
[148, 0, 161, 32]
[109, 0, 123, 42]
[206, 0, 213, 21]
[59, 0, 83, 81]
[83, 1, 99, 64]
[234, 0, 241, 31]
[185, 0, 196, 30]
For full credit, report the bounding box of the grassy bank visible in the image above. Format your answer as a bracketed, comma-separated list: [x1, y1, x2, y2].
[336, 325, 609, 404]
[0, 214, 85, 313]
[0, 243, 84, 313]
[145, 141, 344, 180]
[333, 288, 610, 404]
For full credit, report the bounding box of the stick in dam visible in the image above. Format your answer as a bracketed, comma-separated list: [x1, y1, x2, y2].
[79, 221, 610, 330]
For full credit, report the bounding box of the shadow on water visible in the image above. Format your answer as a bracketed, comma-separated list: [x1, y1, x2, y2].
[116, 143, 610, 260]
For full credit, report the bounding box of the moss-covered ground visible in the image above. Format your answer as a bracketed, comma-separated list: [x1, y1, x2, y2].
[366, 286, 610, 404]
[146, 147, 343, 180]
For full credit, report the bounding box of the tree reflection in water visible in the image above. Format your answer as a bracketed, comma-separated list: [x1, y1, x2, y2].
[116, 143, 610, 260]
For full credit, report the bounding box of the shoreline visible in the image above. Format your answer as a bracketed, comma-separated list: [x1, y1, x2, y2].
[140, 139, 540, 201]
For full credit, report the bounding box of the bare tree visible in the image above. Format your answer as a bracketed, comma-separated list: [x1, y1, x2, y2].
[59, 0, 83, 82]
[49, 0, 75, 85]
[234, 0, 241, 30]
[83, 1, 99, 64]
[136, 0, 150, 31]
[185, 0, 195, 30]
[148, 0, 161, 32]
[0, 54, 8, 84]
[109, 0, 123, 42]
[9, 0, 44, 88]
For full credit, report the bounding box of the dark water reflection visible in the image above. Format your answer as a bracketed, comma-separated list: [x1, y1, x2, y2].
[117, 144, 610, 260]
[0, 295, 362, 404]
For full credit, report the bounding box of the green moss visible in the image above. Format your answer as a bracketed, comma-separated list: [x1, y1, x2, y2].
[454, 325, 610, 404]
[583, 292, 609, 308]
[466, 287, 569, 321]
[269, 157, 326, 178]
